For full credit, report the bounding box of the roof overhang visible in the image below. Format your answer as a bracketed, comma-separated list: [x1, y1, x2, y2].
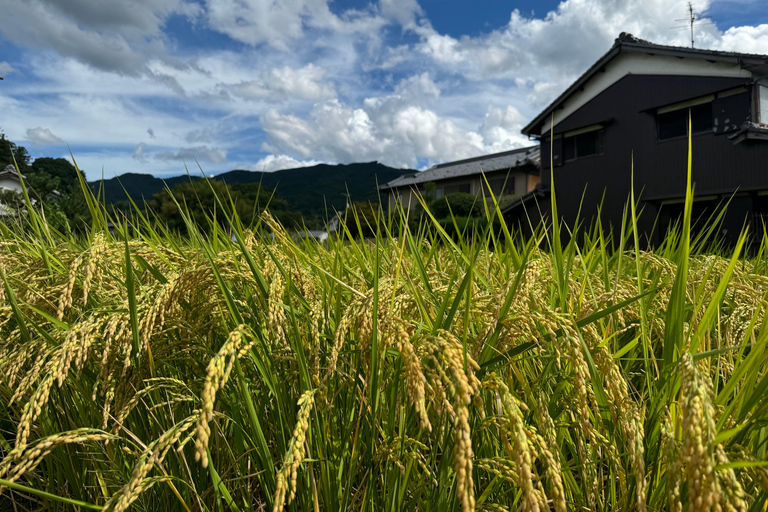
[523, 35, 768, 137]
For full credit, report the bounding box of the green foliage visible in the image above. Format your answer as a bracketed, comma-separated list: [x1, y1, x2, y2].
[437, 216, 489, 239]
[337, 201, 381, 238]
[29, 157, 79, 194]
[1, 139, 768, 512]
[92, 163, 415, 220]
[0, 130, 29, 170]
[429, 192, 483, 218]
[148, 178, 300, 231]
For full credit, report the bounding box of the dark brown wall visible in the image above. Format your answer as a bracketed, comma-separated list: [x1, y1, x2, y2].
[536, 74, 768, 243]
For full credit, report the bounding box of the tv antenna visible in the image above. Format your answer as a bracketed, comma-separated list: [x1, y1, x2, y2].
[671, 2, 715, 48]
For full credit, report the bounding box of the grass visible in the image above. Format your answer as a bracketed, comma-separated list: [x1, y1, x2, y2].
[0, 134, 767, 512]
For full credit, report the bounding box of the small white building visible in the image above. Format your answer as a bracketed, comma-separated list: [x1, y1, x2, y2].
[0, 164, 24, 215]
[0, 164, 23, 194]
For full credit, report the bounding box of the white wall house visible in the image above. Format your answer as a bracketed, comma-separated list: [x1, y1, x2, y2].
[0, 164, 24, 215]
[380, 146, 541, 211]
[0, 164, 23, 194]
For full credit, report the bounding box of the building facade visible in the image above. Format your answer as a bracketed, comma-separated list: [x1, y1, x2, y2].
[504, 33, 768, 245]
[381, 146, 540, 211]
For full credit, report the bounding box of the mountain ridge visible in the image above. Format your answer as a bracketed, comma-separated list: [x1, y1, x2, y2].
[90, 161, 415, 217]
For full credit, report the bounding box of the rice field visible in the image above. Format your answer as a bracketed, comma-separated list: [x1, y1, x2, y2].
[1, 154, 768, 512]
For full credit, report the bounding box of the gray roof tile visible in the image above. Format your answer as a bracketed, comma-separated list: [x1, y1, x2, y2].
[381, 145, 540, 190]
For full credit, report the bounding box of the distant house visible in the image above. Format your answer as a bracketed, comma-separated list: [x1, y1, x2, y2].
[0, 164, 24, 215]
[504, 33, 768, 244]
[380, 146, 540, 210]
[0, 164, 22, 194]
[293, 229, 329, 243]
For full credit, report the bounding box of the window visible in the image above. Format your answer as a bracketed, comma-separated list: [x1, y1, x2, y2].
[434, 188, 443, 199]
[486, 177, 515, 196]
[563, 129, 604, 161]
[760, 83, 768, 124]
[657, 102, 713, 140]
[444, 183, 471, 195]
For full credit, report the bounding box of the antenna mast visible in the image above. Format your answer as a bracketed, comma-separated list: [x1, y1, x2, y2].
[672, 2, 714, 48]
[687, 2, 695, 48]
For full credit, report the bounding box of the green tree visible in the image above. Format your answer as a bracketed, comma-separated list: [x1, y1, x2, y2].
[339, 201, 382, 238]
[29, 157, 79, 193]
[148, 179, 298, 232]
[429, 192, 483, 219]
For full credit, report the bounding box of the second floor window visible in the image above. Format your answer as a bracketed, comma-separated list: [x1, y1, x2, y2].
[657, 102, 713, 140]
[486, 177, 515, 196]
[760, 83, 768, 124]
[563, 129, 605, 161]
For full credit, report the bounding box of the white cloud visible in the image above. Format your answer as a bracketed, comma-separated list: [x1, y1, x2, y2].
[0, 61, 15, 76]
[414, 0, 725, 84]
[203, 0, 341, 50]
[155, 145, 228, 164]
[251, 154, 323, 172]
[26, 127, 65, 146]
[226, 64, 336, 102]
[132, 142, 149, 163]
[719, 24, 768, 53]
[260, 83, 528, 169]
[479, 106, 529, 149]
[378, 0, 424, 30]
[0, 0, 191, 75]
[132, 141, 228, 165]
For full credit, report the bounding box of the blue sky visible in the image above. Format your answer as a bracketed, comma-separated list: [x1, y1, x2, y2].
[0, 0, 767, 179]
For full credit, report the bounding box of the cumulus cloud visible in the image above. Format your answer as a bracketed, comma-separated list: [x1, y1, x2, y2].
[413, 0, 727, 86]
[26, 127, 64, 146]
[252, 154, 323, 172]
[203, 0, 341, 50]
[226, 64, 335, 102]
[719, 24, 768, 53]
[260, 86, 527, 169]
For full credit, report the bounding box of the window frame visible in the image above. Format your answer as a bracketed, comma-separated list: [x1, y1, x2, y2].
[562, 128, 605, 162]
[759, 81, 768, 124]
[485, 176, 515, 197]
[656, 100, 714, 142]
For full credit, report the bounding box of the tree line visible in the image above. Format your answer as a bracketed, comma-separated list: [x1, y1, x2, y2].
[0, 130, 306, 234]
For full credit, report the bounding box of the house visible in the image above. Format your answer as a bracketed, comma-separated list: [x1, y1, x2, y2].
[503, 33, 768, 245]
[0, 164, 24, 215]
[293, 229, 329, 243]
[0, 164, 23, 194]
[380, 146, 540, 210]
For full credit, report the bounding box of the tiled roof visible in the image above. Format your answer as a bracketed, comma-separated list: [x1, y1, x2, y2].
[381, 145, 540, 190]
[0, 164, 22, 181]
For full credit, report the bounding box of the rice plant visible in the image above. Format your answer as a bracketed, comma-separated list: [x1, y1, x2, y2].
[0, 137, 767, 512]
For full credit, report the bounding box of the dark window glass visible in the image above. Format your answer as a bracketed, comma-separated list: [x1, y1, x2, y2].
[563, 129, 604, 161]
[563, 137, 576, 161]
[486, 177, 515, 196]
[658, 103, 713, 140]
[658, 109, 687, 140]
[691, 103, 713, 133]
[444, 183, 470, 195]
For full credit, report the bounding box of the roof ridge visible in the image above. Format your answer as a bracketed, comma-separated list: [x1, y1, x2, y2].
[615, 31, 768, 59]
[433, 146, 535, 169]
